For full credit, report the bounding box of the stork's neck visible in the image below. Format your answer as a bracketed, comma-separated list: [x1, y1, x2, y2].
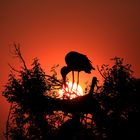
[65, 66, 72, 75]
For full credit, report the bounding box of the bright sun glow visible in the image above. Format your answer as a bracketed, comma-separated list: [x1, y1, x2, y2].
[58, 82, 83, 99]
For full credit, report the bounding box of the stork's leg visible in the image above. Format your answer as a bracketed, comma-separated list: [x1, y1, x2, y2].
[71, 71, 74, 92]
[76, 72, 79, 93]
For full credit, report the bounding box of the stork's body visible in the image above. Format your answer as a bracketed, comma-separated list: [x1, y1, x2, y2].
[61, 51, 95, 89]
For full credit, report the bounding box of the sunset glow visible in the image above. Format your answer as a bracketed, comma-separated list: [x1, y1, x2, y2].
[58, 82, 83, 99]
[1, 0, 140, 139]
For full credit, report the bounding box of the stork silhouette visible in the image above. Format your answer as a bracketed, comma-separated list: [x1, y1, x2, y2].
[61, 51, 95, 91]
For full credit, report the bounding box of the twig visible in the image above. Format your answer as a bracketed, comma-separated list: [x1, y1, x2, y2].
[13, 43, 28, 70]
[97, 65, 106, 79]
[45, 74, 63, 84]
[8, 63, 20, 73]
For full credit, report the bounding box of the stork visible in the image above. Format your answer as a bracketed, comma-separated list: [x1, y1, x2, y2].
[61, 51, 95, 90]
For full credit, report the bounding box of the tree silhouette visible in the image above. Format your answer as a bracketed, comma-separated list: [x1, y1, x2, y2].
[2, 44, 140, 140]
[97, 57, 140, 139]
[2, 44, 61, 139]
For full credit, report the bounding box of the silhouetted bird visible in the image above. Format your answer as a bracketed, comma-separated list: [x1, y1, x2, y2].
[61, 51, 95, 88]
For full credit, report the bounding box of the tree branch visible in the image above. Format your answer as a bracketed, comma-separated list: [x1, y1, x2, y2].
[45, 77, 101, 114]
[97, 65, 106, 79]
[8, 63, 20, 73]
[13, 43, 28, 70]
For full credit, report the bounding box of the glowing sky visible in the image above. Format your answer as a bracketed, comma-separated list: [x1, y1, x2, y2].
[0, 0, 140, 139]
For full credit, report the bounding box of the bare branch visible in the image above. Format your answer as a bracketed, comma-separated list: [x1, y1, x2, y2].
[45, 74, 63, 85]
[13, 43, 28, 70]
[8, 63, 20, 73]
[97, 65, 106, 79]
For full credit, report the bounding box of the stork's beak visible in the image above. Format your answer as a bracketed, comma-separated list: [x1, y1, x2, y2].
[92, 67, 95, 70]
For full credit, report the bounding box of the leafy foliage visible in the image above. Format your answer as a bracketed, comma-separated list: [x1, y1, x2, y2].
[2, 45, 63, 139]
[3, 58, 55, 139]
[97, 57, 140, 139]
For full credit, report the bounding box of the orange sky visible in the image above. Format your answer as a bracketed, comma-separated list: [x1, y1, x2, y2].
[0, 0, 140, 139]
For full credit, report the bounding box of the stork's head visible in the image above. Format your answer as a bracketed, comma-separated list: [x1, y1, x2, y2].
[61, 66, 71, 85]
